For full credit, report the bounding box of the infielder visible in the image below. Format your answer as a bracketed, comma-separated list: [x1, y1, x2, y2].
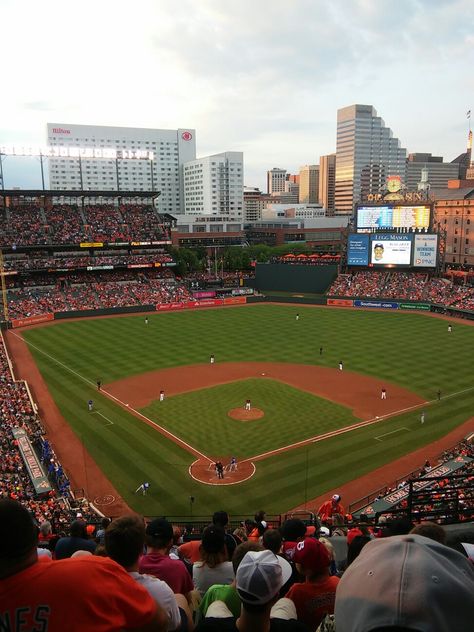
[381, 388, 387, 400]
[159, 390, 165, 402]
[339, 361, 343, 371]
[245, 399, 251, 411]
[135, 482, 150, 495]
[88, 399, 94, 412]
[210, 354, 215, 364]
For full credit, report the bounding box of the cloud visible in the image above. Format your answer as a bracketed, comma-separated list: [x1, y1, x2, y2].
[1, 0, 473, 189]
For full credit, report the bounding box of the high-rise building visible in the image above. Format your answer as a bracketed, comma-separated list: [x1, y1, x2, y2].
[298, 165, 319, 204]
[319, 153, 336, 213]
[183, 151, 243, 216]
[267, 168, 287, 194]
[406, 153, 459, 190]
[334, 105, 407, 214]
[47, 123, 196, 214]
[244, 187, 272, 222]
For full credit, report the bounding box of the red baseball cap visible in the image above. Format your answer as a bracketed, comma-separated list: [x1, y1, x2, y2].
[294, 537, 330, 573]
[347, 528, 363, 546]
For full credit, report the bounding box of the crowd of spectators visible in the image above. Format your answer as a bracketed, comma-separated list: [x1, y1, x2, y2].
[4, 251, 173, 272]
[0, 334, 96, 535]
[0, 203, 168, 246]
[7, 270, 193, 318]
[329, 270, 474, 310]
[2, 499, 474, 631]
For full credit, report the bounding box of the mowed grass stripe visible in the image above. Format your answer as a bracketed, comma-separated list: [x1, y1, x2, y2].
[20, 305, 474, 514]
[140, 379, 358, 458]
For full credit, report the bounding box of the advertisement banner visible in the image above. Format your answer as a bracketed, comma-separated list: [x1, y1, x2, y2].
[347, 234, 370, 266]
[11, 428, 52, 495]
[399, 302, 431, 311]
[354, 300, 399, 309]
[86, 265, 114, 271]
[370, 233, 413, 266]
[195, 299, 225, 307]
[11, 314, 54, 328]
[156, 302, 185, 311]
[413, 234, 438, 268]
[127, 264, 153, 269]
[224, 296, 247, 305]
[231, 288, 254, 296]
[193, 291, 217, 299]
[327, 298, 354, 307]
[80, 242, 103, 248]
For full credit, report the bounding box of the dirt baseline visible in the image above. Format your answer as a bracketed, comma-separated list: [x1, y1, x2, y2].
[105, 362, 425, 421]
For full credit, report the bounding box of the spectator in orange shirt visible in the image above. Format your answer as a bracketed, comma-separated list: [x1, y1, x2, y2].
[317, 494, 345, 523]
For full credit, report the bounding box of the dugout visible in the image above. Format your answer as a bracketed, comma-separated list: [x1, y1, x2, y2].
[248, 263, 338, 294]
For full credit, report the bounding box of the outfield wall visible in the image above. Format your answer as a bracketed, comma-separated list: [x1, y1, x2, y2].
[249, 264, 338, 294]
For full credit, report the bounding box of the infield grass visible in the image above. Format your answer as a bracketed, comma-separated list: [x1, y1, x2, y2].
[18, 304, 474, 515]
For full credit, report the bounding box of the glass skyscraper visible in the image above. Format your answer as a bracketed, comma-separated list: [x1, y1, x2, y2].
[335, 105, 407, 214]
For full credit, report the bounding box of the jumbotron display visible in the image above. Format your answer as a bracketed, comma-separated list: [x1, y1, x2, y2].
[347, 233, 438, 267]
[356, 205, 431, 232]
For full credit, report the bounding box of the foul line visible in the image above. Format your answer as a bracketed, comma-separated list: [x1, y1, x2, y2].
[11, 332, 212, 463]
[11, 332, 474, 466]
[92, 411, 114, 426]
[375, 427, 410, 442]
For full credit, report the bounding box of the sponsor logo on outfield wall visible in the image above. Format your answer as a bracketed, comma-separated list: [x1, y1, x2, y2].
[327, 298, 354, 307]
[11, 314, 54, 328]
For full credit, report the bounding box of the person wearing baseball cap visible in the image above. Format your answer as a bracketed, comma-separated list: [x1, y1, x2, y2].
[286, 538, 339, 630]
[335, 533, 474, 632]
[194, 550, 309, 631]
[139, 518, 194, 600]
[317, 494, 345, 524]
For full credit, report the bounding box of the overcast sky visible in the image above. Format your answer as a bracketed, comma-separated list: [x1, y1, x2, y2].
[1, 0, 473, 190]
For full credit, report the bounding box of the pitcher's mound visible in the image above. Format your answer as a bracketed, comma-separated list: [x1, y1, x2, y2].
[228, 408, 264, 421]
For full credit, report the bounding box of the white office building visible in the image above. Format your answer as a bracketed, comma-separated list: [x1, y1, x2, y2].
[183, 151, 243, 217]
[46, 123, 196, 214]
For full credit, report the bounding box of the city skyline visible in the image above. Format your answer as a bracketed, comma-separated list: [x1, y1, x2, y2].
[1, 0, 473, 190]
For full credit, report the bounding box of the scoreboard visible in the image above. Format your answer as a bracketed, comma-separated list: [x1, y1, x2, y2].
[348, 233, 438, 268]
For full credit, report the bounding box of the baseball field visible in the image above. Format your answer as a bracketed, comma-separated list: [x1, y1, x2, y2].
[8, 304, 474, 516]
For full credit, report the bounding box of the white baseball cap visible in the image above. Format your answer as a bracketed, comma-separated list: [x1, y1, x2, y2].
[236, 550, 292, 605]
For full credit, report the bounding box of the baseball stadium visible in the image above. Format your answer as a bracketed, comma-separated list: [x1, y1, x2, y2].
[1, 185, 473, 528]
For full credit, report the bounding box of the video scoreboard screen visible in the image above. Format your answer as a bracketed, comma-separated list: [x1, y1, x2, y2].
[356, 205, 431, 232]
[347, 233, 438, 268]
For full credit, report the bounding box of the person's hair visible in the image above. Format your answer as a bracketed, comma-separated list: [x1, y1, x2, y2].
[347, 535, 371, 567]
[0, 500, 38, 574]
[385, 518, 414, 537]
[105, 516, 145, 568]
[410, 522, 447, 545]
[212, 511, 229, 528]
[172, 526, 182, 545]
[70, 520, 87, 538]
[232, 541, 263, 574]
[241, 594, 278, 614]
[145, 533, 172, 549]
[198, 525, 227, 569]
[100, 517, 111, 530]
[93, 544, 108, 557]
[319, 537, 335, 561]
[262, 529, 282, 554]
[39, 521, 52, 537]
[254, 510, 266, 523]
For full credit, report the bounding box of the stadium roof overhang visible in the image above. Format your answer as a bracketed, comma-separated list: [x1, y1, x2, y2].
[0, 189, 160, 200]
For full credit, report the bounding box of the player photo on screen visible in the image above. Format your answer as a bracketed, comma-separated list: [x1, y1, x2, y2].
[370, 238, 412, 265]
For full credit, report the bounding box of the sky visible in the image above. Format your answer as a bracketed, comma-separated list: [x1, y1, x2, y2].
[1, 0, 473, 190]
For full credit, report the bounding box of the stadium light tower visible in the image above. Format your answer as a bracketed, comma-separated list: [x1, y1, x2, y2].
[0, 250, 9, 323]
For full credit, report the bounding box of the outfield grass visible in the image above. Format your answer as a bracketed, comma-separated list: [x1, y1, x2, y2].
[20, 305, 474, 515]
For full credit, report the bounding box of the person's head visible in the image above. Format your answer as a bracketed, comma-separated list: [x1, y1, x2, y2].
[100, 517, 111, 530]
[346, 535, 371, 567]
[262, 529, 282, 554]
[410, 522, 447, 545]
[332, 494, 341, 506]
[39, 521, 52, 538]
[172, 526, 182, 546]
[199, 524, 227, 568]
[374, 244, 384, 260]
[233, 527, 247, 542]
[145, 518, 173, 551]
[280, 518, 306, 542]
[254, 510, 266, 523]
[385, 517, 414, 537]
[236, 550, 292, 614]
[0, 499, 38, 579]
[232, 541, 263, 574]
[335, 534, 474, 632]
[70, 520, 88, 539]
[293, 537, 331, 579]
[105, 515, 145, 569]
[212, 510, 229, 529]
